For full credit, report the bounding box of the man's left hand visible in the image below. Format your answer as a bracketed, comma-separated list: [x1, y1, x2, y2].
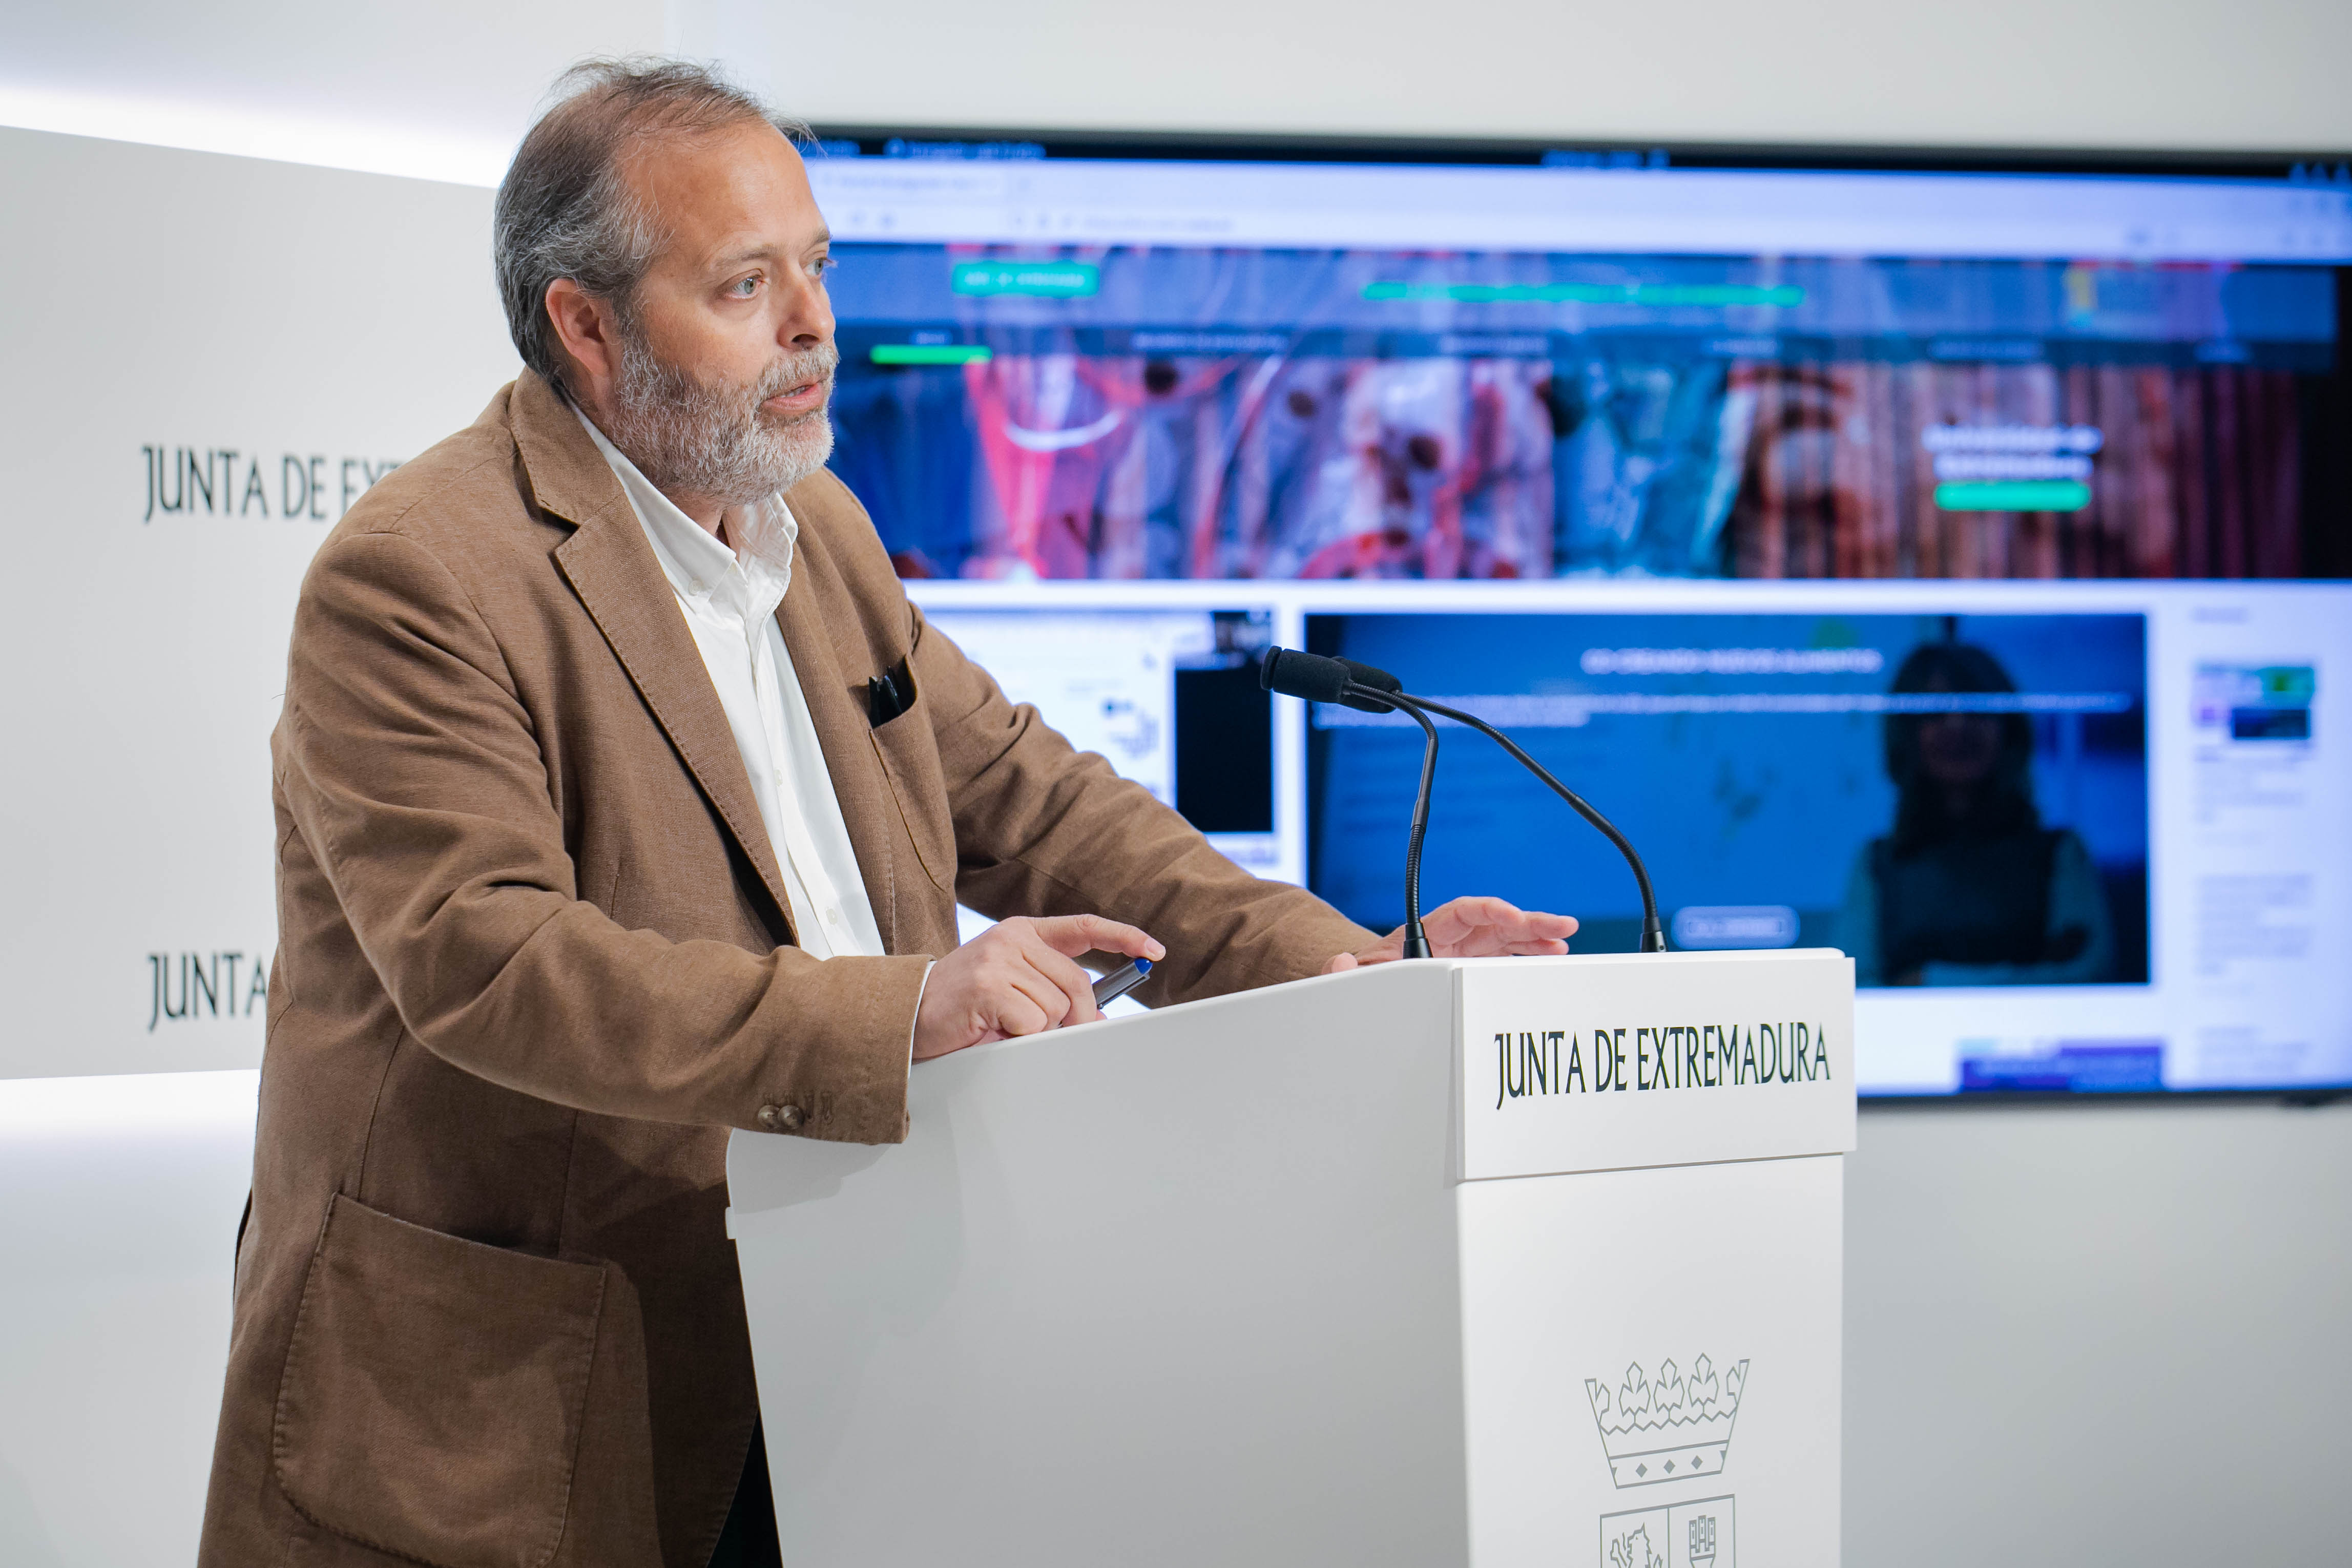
[1325, 895, 1577, 972]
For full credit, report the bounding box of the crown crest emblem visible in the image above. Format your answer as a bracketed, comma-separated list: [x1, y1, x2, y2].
[1585, 1355, 1747, 1488]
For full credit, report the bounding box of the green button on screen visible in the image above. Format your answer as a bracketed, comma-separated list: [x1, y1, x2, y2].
[1934, 480, 2092, 512]
[949, 261, 1100, 298]
[869, 344, 995, 366]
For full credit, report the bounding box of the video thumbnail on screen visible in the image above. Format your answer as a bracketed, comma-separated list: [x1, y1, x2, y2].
[1305, 611, 2149, 987]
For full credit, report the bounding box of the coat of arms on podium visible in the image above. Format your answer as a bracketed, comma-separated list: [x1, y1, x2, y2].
[1584, 1354, 1747, 1487]
[1600, 1495, 1735, 1568]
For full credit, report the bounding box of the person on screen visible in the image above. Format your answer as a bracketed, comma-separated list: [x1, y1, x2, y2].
[1836, 640, 2114, 987]
[195, 59, 1575, 1568]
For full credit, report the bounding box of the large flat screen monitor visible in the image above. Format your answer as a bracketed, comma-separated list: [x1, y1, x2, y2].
[814, 129, 2352, 1098]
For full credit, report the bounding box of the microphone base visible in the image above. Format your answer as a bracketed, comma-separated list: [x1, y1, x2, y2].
[1401, 923, 1432, 960]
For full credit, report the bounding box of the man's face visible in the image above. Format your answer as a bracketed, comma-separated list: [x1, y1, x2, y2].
[599, 119, 839, 510]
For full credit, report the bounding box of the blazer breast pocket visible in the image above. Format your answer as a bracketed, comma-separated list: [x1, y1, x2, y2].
[865, 662, 956, 894]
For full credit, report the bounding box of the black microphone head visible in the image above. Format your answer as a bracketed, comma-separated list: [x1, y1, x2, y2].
[1260, 647, 1356, 704]
[1338, 658, 1402, 695]
[1261, 647, 1405, 712]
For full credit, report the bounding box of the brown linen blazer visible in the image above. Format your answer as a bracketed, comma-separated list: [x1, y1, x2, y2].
[198, 369, 1377, 1568]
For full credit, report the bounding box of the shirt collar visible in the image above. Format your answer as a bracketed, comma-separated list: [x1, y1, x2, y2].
[574, 405, 797, 619]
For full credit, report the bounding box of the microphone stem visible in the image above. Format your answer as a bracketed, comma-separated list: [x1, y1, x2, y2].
[1397, 699, 1439, 959]
[1382, 689, 1667, 954]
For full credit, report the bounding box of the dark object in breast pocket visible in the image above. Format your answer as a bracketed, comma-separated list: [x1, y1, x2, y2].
[867, 655, 915, 726]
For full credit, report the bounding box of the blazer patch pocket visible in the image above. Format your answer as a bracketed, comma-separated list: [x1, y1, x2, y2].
[272, 1195, 606, 1568]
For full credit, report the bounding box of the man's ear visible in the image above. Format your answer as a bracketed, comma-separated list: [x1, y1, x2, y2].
[545, 278, 619, 406]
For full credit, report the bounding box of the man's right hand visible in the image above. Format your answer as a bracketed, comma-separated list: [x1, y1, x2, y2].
[913, 914, 1164, 1060]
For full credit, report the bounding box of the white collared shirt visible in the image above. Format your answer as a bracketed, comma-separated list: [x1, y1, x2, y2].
[578, 410, 885, 961]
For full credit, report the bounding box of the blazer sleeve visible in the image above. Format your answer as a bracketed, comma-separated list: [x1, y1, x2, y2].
[909, 607, 1380, 1006]
[278, 528, 927, 1143]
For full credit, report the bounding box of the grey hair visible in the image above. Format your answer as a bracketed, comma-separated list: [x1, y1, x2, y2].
[493, 57, 810, 398]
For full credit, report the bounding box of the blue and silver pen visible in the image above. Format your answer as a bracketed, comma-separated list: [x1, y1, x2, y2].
[1091, 956, 1153, 1009]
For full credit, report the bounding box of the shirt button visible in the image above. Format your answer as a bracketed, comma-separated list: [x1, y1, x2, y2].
[689, 579, 705, 594]
[757, 1103, 804, 1134]
[824, 908, 841, 925]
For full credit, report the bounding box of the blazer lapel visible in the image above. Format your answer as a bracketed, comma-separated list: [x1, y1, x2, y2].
[513, 373, 797, 935]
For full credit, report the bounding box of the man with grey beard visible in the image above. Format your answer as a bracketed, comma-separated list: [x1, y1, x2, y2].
[199, 58, 1575, 1568]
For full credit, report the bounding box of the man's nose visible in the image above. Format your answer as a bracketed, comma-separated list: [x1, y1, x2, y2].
[780, 273, 834, 348]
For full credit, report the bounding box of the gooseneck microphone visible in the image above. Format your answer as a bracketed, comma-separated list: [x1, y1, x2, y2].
[1261, 646, 1667, 955]
[1261, 647, 1438, 957]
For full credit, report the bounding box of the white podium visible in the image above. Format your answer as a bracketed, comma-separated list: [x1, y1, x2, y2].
[727, 950, 1856, 1567]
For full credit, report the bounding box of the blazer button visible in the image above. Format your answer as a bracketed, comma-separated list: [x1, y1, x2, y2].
[757, 1103, 805, 1134]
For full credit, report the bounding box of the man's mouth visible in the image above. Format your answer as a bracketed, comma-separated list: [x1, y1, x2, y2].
[763, 374, 831, 413]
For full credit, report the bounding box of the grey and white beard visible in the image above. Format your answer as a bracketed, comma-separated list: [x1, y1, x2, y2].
[602, 329, 839, 509]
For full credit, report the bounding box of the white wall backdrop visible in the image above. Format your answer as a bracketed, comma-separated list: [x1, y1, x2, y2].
[755, 0, 2352, 154]
[0, 0, 660, 184]
[0, 1073, 258, 1567]
[0, 5, 2345, 1565]
[0, 128, 517, 1081]
[1845, 1099, 2351, 1566]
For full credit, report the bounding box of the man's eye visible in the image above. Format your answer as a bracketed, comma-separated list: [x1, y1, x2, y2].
[811, 256, 836, 277]
[729, 276, 760, 297]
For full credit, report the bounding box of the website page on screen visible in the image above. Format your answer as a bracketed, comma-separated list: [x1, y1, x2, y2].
[814, 154, 2351, 586]
[850, 144, 2351, 1096]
